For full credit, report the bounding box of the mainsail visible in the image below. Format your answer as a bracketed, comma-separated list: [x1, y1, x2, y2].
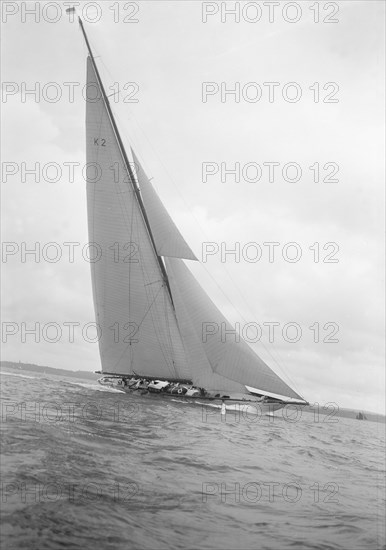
[83, 20, 305, 402]
[86, 56, 190, 380]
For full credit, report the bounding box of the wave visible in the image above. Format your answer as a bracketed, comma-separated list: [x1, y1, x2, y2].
[0, 371, 37, 379]
[65, 380, 125, 393]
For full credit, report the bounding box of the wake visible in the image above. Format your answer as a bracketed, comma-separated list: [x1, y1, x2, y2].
[65, 380, 125, 393]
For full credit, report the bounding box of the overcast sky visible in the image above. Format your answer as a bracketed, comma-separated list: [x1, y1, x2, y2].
[2, 1, 385, 413]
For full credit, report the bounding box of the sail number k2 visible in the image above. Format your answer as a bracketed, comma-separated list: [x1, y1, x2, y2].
[93, 138, 106, 146]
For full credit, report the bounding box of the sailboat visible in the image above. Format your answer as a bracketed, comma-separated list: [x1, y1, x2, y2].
[78, 17, 308, 413]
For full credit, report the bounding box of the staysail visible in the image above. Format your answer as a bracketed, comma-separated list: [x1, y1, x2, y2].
[131, 149, 197, 261]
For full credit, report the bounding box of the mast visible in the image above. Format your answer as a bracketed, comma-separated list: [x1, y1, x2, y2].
[78, 17, 174, 304]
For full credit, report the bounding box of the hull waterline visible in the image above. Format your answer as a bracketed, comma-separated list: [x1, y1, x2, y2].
[97, 377, 288, 414]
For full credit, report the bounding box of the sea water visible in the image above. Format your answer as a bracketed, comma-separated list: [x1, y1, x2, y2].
[1, 371, 385, 550]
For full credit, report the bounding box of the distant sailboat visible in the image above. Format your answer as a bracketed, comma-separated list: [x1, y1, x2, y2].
[78, 17, 307, 412]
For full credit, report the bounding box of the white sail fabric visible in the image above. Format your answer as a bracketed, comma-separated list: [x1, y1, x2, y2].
[165, 258, 304, 401]
[86, 57, 190, 379]
[131, 149, 197, 261]
[166, 258, 245, 393]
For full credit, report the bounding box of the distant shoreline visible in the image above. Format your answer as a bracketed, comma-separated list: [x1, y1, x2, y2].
[1, 361, 384, 423]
